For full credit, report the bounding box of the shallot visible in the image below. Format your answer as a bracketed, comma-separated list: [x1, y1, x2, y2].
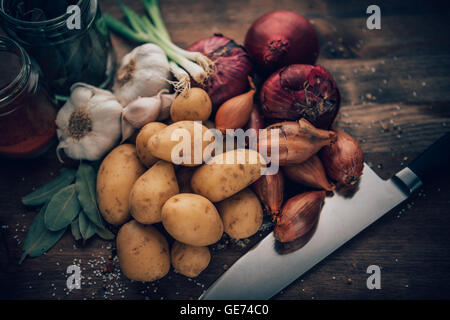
[274, 191, 325, 243]
[321, 129, 364, 185]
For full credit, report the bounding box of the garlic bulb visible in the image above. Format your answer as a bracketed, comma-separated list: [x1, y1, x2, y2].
[121, 89, 176, 142]
[113, 44, 171, 106]
[56, 83, 123, 161]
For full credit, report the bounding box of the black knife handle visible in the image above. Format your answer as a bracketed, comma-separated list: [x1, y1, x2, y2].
[408, 131, 450, 183]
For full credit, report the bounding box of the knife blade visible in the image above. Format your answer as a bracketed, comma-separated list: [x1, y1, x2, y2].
[200, 132, 450, 300]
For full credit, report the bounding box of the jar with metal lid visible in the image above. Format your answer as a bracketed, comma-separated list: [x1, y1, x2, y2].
[0, 35, 57, 158]
[0, 0, 116, 98]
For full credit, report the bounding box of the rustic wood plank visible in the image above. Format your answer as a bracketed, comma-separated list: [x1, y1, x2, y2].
[1, 0, 450, 300]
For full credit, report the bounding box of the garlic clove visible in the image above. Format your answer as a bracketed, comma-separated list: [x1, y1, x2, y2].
[123, 96, 162, 128]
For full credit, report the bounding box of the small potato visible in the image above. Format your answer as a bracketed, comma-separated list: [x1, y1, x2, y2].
[162, 193, 223, 246]
[171, 241, 211, 278]
[170, 88, 212, 122]
[117, 220, 170, 282]
[130, 160, 179, 224]
[97, 144, 146, 225]
[191, 149, 266, 202]
[217, 188, 263, 239]
[149, 121, 210, 167]
[136, 122, 167, 167]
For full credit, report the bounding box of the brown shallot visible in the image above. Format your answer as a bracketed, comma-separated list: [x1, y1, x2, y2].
[321, 129, 364, 186]
[252, 171, 284, 219]
[258, 119, 336, 165]
[215, 77, 256, 133]
[282, 155, 335, 191]
[274, 191, 325, 243]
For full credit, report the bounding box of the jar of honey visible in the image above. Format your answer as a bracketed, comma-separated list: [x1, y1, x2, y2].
[0, 35, 57, 158]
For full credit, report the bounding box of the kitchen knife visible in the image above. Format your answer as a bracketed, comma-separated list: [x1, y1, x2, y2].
[200, 132, 450, 300]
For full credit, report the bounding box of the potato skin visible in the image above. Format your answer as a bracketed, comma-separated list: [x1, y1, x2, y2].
[97, 144, 146, 226]
[171, 241, 211, 278]
[148, 121, 210, 167]
[136, 122, 167, 167]
[191, 149, 265, 202]
[217, 188, 263, 239]
[162, 193, 223, 246]
[117, 220, 170, 282]
[129, 160, 179, 225]
[170, 88, 212, 122]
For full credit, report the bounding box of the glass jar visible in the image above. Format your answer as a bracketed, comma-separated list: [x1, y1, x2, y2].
[0, 0, 116, 98]
[0, 35, 57, 158]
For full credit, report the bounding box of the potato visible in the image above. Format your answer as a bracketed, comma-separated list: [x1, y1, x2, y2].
[191, 149, 266, 202]
[162, 193, 223, 246]
[170, 88, 212, 122]
[171, 241, 211, 278]
[97, 144, 146, 226]
[117, 220, 170, 282]
[149, 121, 210, 167]
[217, 188, 263, 239]
[136, 122, 167, 167]
[130, 160, 179, 224]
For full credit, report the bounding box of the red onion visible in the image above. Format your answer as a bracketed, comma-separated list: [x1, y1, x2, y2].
[245, 11, 319, 75]
[188, 34, 253, 111]
[260, 64, 340, 129]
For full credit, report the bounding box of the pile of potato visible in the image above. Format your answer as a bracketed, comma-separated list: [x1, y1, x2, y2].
[96, 92, 266, 281]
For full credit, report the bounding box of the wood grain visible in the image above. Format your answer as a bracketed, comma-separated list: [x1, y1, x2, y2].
[1, 0, 450, 300]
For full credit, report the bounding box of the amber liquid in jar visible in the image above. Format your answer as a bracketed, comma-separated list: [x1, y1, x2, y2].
[0, 36, 57, 158]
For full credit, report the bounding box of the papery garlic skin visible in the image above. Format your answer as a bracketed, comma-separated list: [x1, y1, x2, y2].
[56, 83, 123, 161]
[121, 90, 176, 142]
[113, 44, 171, 106]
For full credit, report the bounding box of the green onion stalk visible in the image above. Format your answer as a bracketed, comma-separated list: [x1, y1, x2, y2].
[104, 0, 214, 94]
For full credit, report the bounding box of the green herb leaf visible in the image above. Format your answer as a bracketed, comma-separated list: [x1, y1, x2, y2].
[78, 211, 96, 241]
[22, 168, 76, 206]
[96, 227, 115, 241]
[44, 185, 80, 231]
[75, 163, 104, 229]
[71, 215, 82, 241]
[19, 205, 67, 264]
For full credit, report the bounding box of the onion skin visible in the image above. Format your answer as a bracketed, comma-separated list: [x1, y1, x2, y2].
[252, 171, 284, 219]
[245, 10, 319, 75]
[321, 129, 364, 186]
[274, 191, 325, 243]
[282, 155, 335, 191]
[188, 34, 253, 111]
[258, 119, 337, 166]
[260, 64, 341, 129]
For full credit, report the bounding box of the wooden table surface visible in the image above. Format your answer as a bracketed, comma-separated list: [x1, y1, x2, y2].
[1, 0, 450, 300]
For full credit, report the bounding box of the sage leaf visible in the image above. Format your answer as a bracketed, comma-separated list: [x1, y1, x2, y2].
[79, 211, 96, 240]
[96, 227, 115, 240]
[71, 215, 82, 241]
[75, 163, 104, 229]
[22, 168, 76, 206]
[44, 184, 80, 231]
[19, 205, 67, 264]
